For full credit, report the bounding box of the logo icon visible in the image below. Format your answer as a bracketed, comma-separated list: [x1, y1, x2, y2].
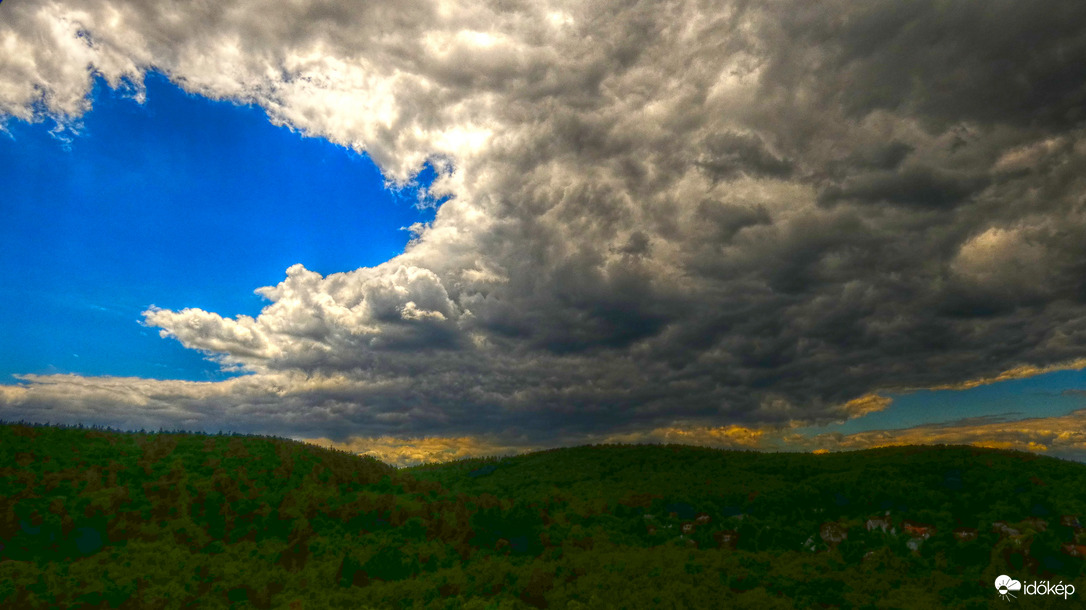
[995, 575, 1022, 601]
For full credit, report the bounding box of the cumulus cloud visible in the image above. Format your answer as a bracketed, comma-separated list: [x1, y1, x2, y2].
[6, 0, 1086, 453]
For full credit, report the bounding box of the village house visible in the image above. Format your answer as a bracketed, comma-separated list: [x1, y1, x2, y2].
[1060, 515, 1082, 529]
[952, 527, 977, 542]
[695, 513, 711, 525]
[902, 521, 934, 539]
[820, 522, 847, 546]
[714, 529, 739, 549]
[681, 522, 695, 534]
[992, 521, 1020, 537]
[865, 516, 892, 533]
[1061, 543, 1086, 558]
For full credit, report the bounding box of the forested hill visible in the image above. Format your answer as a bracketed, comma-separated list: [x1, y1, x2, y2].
[2, 422, 1085, 608]
[409, 443, 1086, 521]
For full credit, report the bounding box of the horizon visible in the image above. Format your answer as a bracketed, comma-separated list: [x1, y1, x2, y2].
[3, 418, 1085, 470]
[5, 0, 1086, 466]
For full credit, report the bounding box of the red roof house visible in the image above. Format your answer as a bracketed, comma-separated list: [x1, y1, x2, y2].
[902, 521, 934, 539]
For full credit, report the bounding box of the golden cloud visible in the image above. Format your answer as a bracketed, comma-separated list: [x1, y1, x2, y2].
[299, 434, 536, 467]
[602, 424, 768, 448]
[929, 358, 1086, 391]
[835, 393, 893, 419]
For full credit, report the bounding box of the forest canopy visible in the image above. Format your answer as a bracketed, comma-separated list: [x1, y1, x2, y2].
[2, 422, 1084, 608]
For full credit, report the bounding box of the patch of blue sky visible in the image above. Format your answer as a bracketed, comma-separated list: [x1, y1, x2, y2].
[0, 72, 441, 383]
[796, 367, 1086, 437]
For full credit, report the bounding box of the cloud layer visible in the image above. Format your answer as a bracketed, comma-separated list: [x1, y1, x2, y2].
[5, 0, 1086, 456]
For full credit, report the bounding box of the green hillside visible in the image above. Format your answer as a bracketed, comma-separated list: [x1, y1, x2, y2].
[2, 422, 1084, 608]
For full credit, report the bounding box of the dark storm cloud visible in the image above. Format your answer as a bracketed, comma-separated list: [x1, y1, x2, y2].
[765, 0, 1086, 130]
[818, 166, 991, 208]
[697, 132, 794, 181]
[5, 0, 1086, 451]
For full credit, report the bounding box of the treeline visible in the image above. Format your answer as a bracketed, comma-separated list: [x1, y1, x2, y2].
[1, 423, 1084, 608]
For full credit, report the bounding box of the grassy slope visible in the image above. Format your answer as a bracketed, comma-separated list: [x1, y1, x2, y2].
[3, 423, 1085, 609]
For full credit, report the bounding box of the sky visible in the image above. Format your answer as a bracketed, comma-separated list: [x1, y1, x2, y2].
[1, 71, 438, 384]
[3, 0, 1086, 466]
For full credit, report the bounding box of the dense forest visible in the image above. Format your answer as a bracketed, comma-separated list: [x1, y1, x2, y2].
[2, 422, 1085, 608]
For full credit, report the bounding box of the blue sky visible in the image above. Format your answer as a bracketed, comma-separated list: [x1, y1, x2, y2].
[798, 368, 1086, 438]
[0, 72, 437, 383]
